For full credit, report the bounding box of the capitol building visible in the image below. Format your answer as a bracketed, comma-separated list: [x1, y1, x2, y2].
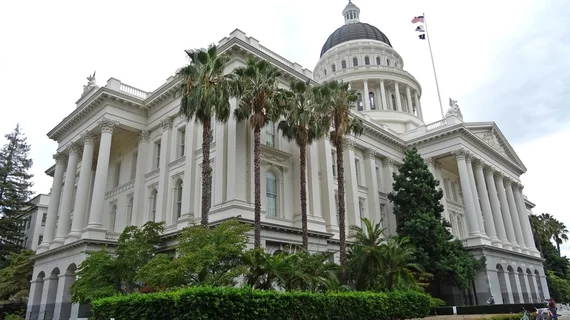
[26, 2, 548, 319]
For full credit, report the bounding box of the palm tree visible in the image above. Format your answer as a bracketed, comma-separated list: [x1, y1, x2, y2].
[179, 44, 232, 226]
[278, 79, 328, 249]
[231, 57, 283, 248]
[319, 80, 363, 265]
[550, 218, 569, 254]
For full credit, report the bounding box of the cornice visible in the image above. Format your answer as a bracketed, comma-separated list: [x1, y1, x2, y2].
[47, 88, 145, 141]
[32, 238, 118, 260]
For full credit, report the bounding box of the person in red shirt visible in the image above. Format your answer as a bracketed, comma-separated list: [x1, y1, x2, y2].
[547, 298, 557, 320]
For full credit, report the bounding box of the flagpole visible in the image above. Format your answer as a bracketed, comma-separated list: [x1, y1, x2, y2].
[423, 12, 445, 118]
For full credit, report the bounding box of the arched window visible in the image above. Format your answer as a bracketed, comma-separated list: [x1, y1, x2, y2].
[376, 56, 381, 65]
[341, 60, 346, 69]
[364, 56, 370, 65]
[150, 189, 158, 222]
[126, 196, 133, 226]
[324, 68, 327, 76]
[175, 180, 183, 219]
[386, 58, 391, 66]
[352, 57, 358, 66]
[109, 204, 117, 232]
[331, 64, 336, 72]
[266, 171, 278, 217]
[265, 121, 276, 147]
[356, 93, 363, 111]
[369, 92, 376, 110]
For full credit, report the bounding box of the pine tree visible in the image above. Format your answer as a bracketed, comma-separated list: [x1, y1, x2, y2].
[0, 124, 34, 267]
[388, 147, 484, 300]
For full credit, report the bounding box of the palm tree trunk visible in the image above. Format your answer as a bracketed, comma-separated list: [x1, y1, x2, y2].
[300, 142, 309, 250]
[253, 126, 262, 249]
[201, 119, 212, 227]
[336, 141, 347, 265]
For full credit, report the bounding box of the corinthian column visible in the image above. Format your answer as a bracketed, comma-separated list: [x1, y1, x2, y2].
[505, 177, 528, 253]
[85, 118, 118, 238]
[37, 153, 67, 252]
[394, 82, 402, 112]
[51, 143, 81, 246]
[495, 172, 519, 251]
[466, 155, 486, 237]
[453, 149, 480, 236]
[363, 79, 370, 110]
[156, 117, 172, 223]
[484, 165, 509, 248]
[68, 133, 97, 241]
[473, 160, 500, 246]
[513, 183, 539, 255]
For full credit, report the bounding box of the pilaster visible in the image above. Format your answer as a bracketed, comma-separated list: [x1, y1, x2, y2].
[132, 130, 150, 226]
[363, 149, 380, 224]
[342, 138, 359, 229]
[180, 121, 195, 226]
[156, 117, 172, 224]
[319, 138, 338, 234]
[213, 119, 226, 207]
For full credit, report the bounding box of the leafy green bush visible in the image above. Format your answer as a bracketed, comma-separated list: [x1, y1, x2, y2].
[430, 297, 445, 308]
[476, 313, 534, 320]
[4, 314, 24, 320]
[92, 286, 432, 320]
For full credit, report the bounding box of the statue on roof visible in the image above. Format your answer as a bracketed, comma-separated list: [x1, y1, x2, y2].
[445, 98, 463, 120]
[83, 71, 97, 93]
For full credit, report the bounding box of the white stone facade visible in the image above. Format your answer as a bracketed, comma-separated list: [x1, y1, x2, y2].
[26, 2, 548, 319]
[17, 194, 49, 251]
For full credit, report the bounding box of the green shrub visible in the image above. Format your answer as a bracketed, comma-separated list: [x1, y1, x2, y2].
[4, 314, 24, 320]
[477, 313, 536, 320]
[92, 286, 432, 320]
[430, 297, 445, 308]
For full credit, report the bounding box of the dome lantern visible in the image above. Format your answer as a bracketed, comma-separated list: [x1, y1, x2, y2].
[343, 0, 360, 25]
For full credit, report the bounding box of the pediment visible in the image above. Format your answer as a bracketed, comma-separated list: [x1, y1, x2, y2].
[464, 123, 526, 171]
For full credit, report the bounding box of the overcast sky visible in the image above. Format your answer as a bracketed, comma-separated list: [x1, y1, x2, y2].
[0, 0, 568, 255]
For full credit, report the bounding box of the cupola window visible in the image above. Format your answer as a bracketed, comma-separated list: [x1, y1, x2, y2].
[332, 64, 336, 72]
[353, 57, 358, 67]
[364, 56, 370, 65]
[324, 68, 327, 76]
[356, 93, 363, 111]
[387, 58, 391, 66]
[376, 57, 381, 65]
[341, 60, 347, 69]
[369, 92, 376, 110]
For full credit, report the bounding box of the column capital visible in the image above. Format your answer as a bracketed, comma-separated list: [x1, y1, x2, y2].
[493, 170, 504, 180]
[98, 118, 119, 134]
[81, 132, 97, 145]
[138, 130, 151, 143]
[342, 138, 355, 151]
[68, 143, 82, 156]
[473, 158, 485, 169]
[363, 149, 375, 160]
[452, 148, 470, 161]
[381, 156, 394, 167]
[53, 152, 68, 164]
[161, 117, 173, 131]
[515, 182, 524, 191]
[503, 176, 513, 187]
[483, 164, 495, 176]
[426, 157, 436, 167]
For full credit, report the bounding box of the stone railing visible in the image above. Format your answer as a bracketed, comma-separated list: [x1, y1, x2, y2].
[120, 83, 150, 99]
[105, 179, 135, 199]
[426, 118, 448, 131]
[105, 232, 121, 241]
[259, 45, 294, 68]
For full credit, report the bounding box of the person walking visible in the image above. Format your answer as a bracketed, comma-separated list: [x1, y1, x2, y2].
[548, 298, 558, 320]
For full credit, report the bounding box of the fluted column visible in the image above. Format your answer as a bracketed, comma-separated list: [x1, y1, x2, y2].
[513, 183, 539, 255]
[453, 149, 480, 236]
[380, 80, 388, 111]
[133, 130, 150, 226]
[156, 117, 173, 223]
[37, 153, 67, 252]
[343, 139, 359, 228]
[67, 134, 97, 241]
[495, 172, 519, 251]
[505, 178, 527, 253]
[405, 86, 413, 114]
[434, 160, 450, 222]
[414, 91, 423, 119]
[382, 157, 397, 236]
[52, 144, 81, 246]
[363, 79, 370, 110]
[473, 160, 500, 246]
[466, 155, 486, 236]
[364, 149, 380, 224]
[85, 119, 117, 238]
[484, 165, 510, 248]
[394, 81, 402, 112]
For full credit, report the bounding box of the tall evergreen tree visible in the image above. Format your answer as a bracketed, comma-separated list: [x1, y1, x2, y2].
[0, 124, 34, 267]
[388, 148, 484, 300]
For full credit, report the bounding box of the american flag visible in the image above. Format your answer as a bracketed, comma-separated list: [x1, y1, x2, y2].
[411, 16, 424, 23]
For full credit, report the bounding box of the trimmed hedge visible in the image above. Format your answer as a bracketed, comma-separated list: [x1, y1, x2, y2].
[92, 287, 432, 320]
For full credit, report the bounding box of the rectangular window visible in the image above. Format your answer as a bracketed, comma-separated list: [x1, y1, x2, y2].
[450, 181, 457, 202]
[355, 158, 362, 185]
[332, 151, 337, 177]
[131, 152, 138, 180]
[380, 203, 386, 228]
[38, 235, 43, 246]
[265, 121, 276, 147]
[115, 161, 121, 188]
[179, 128, 186, 157]
[155, 142, 161, 169]
[375, 166, 381, 189]
[41, 213, 46, 226]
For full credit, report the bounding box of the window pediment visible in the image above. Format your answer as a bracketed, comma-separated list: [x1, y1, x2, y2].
[261, 145, 291, 172]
